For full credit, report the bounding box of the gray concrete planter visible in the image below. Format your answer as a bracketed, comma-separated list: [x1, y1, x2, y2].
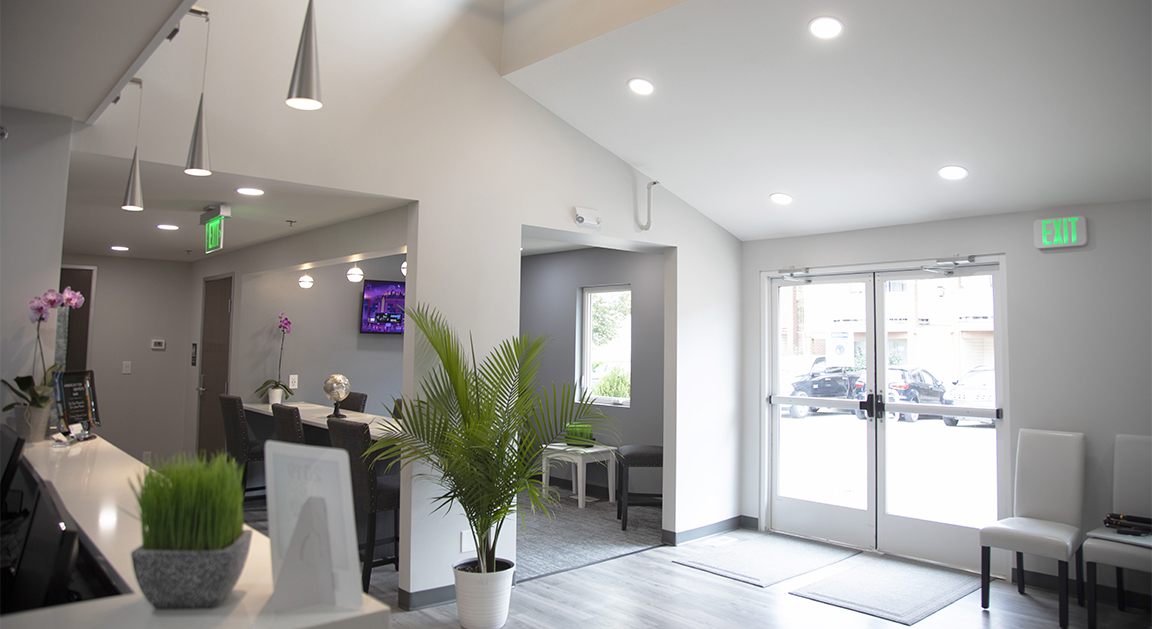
[132, 530, 251, 609]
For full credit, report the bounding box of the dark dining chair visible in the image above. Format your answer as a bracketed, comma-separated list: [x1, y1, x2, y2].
[327, 417, 400, 592]
[340, 391, 368, 414]
[270, 403, 305, 443]
[218, 395, 265, 497]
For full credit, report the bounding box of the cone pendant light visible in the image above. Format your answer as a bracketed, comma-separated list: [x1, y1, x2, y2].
[286, 0, 322, 110]
[185, 15, 212, 176]
[121, 79, 145, 211]
[184, 94, 211, 176]
[122, 147, 144, 211]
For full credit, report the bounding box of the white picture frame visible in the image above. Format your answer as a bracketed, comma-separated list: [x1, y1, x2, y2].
[265, 441, 362, 610]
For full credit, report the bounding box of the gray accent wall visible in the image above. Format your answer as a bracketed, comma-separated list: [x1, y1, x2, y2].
[520, 247, 665, 493]
[61, 254, 194, 463]
[1, 108, 71, 405]
[236, 255, 406, 415]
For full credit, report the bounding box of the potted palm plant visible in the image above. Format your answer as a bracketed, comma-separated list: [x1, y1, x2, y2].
[131, 454, 251, 608]
[366, 304, 603, 629]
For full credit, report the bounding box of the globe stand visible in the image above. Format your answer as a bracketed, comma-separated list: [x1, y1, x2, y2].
[327, 402, 346, 419]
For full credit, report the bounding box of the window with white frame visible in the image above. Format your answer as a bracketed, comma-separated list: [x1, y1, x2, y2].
[580, 286, 632, 405]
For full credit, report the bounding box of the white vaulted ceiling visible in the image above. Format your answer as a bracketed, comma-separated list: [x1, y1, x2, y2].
[506, 0, 1152, 240]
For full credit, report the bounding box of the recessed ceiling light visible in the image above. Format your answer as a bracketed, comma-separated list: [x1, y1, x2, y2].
[110, 245, 130, 252]
[628, 78, 655, 96]
[937, 165, 969, 181]
[769, 192, 794, 206]
[808, 17, 844, 39]
[237, 187, 265, 196]
[156, 224, 180, 231]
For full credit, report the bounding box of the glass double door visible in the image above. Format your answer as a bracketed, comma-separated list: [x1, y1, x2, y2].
[768, 267, 1005, 570]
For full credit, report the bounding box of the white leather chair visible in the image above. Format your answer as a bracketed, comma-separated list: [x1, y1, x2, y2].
[980, 428, 1085, 628]
[1085, 434, 1152, 629]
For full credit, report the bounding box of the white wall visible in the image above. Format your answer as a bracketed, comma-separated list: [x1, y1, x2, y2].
[0, 107, 71, 417]
[520, 247, 665, 493]
[69, 0, 743, 599]
[61, 254, 193, 462]
[236, 255, 406, 412]
[501, 0, 683, 73]
[741, 199, 1152, 581]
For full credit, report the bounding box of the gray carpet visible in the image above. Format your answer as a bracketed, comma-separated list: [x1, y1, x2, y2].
[672, 531, 858, 588]
[515, 491, 662, 582]
[790, 553, 981, 625]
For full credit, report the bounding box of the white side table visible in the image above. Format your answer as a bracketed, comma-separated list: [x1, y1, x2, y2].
[541, 443, 617, 508]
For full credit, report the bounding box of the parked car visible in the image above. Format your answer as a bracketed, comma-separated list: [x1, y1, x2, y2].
[787, 357, 863, 418]
[852, 367, 946, 422]
[942, 367, 996, 426]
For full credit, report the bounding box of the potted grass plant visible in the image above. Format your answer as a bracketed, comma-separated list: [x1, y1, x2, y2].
[366, 304, 603, 629]
[131, 454, 251, 609]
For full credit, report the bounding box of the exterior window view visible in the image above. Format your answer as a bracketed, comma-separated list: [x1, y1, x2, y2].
[581, 287, 632, 405]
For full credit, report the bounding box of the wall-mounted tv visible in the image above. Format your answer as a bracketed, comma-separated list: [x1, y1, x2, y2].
[360, 280, 405, 334]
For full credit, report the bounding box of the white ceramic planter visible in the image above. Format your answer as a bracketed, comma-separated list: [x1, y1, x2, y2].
[267, 388, 284, 405]
[21, 405, 51, 442]
[453, 559, 515, 629]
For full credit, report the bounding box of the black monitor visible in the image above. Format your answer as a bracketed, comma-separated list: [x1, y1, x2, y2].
[9, 481, 80, 612]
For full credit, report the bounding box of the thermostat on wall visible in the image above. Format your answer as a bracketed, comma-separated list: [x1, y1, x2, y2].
[150, 339, 166, 351]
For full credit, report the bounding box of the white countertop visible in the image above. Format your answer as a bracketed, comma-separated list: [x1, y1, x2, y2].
[243, 402, 394, 439]
[6, 437, 390, 628]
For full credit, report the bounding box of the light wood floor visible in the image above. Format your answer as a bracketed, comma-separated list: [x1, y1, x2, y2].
[390, 532, 1151, 628]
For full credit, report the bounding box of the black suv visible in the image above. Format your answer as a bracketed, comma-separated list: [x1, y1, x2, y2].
[852, 367, 947, 422]
[787, 357, 863, 418]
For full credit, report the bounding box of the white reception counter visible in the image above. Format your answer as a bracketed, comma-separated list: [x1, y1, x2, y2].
[5, 436, 391, 628]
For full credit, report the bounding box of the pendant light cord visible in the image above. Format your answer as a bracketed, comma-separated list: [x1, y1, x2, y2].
[133, 79, 144, 148]
[200, 17, 211, 94]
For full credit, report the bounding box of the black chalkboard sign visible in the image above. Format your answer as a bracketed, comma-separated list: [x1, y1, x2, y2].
[53, 370, 100, 436]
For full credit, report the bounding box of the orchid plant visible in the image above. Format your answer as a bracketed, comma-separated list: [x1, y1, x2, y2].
[2, 288, 86, 411]
[255, 313, 295, 399]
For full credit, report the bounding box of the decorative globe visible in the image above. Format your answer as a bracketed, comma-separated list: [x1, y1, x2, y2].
[323, 374, 351, 403]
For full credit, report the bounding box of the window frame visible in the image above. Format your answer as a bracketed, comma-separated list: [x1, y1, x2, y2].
[578, 284, 632, 407]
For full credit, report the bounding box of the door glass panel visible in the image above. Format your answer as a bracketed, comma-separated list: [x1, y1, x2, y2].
[776, 281, 867, 509]
[882, 273, 997, 527]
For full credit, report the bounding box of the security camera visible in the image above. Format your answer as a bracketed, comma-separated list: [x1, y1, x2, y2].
[574, 206, 601, 229]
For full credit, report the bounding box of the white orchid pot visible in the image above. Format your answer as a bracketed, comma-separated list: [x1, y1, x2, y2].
[22, 405, 52, 442]
[267, 388, 284, 405]
[453, 559, 515, 629]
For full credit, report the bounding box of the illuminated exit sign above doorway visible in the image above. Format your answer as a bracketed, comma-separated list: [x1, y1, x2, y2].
[1033, 216, 1087, 249]
[204, 216, 224, 253]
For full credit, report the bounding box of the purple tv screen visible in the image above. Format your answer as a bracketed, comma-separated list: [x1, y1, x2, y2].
[360, 280, 405, 334]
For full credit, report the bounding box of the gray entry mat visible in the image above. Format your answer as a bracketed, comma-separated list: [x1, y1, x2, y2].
[672, 532, 858, 588]
[789, 553, 980, 625]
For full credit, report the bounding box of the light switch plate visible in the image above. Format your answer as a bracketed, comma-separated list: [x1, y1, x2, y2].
[288, 374, 299, 389]
[121, 361, 132, 374]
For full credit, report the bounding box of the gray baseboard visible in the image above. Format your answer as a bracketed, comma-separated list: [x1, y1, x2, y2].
[398, 584, 456, 610]
[738, 515, 759, 530]
[1013, 568, 1151, 609]
[662, 516, 743, 545]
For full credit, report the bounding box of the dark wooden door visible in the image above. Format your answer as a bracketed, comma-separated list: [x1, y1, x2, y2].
[59, 267, 94, 371]
[197, 276, 232, 455]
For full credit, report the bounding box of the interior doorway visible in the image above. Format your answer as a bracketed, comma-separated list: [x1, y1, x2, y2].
[197, 275, 233, 454]
[765, 261, 1007, 572]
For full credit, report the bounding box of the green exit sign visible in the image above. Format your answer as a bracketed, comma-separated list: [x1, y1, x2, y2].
[1034, 216, 1087, 249]
[205, 215, 224, 253]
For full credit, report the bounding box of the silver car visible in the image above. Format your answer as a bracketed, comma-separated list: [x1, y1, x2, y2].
[942, 367, 995, 426]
